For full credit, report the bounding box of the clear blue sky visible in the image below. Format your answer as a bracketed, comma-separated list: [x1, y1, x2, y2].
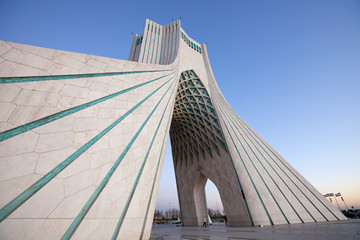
[1, 0, 359, 212]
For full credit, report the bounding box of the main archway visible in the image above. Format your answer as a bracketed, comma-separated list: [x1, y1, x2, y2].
[169, 70, 252, 226]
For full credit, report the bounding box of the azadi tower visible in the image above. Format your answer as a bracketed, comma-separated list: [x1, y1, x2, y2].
[0, 19, 345, 239]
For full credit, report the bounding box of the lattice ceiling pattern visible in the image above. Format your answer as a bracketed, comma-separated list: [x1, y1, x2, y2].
[170, 70, 227, 166]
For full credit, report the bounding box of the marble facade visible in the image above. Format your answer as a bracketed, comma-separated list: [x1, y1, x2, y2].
[0, 19, 346, 239]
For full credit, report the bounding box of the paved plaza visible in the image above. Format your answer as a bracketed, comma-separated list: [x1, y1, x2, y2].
[150, 219, 360, 240]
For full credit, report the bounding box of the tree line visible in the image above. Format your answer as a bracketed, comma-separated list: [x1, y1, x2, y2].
[154, 208, 223, 220]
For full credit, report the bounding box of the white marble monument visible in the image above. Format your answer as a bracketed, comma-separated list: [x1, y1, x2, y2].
[0, 19, 345, 239]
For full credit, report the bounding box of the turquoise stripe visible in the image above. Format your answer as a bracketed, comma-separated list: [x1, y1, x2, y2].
[224, 104, 311, 223]
[212, 99, 254, 226]
[255, 138, 338, 220]
[61, 77, 175, 240]
[216, 100, 273, 225]
[0, 72, 174, 142]
[222, 143, 255, 226]
[139, 110, 172, 240]
[0, 74, 174, 223]
[218, 103, 289, 224]
[111, 77, 176, 240]
[227, 108, 332, 221]
[0, 69, 171, 84]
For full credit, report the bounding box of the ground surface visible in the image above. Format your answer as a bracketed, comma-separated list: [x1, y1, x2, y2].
[150, 219, 360, 240]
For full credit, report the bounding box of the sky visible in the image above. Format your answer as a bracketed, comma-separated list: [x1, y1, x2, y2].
[1, 0, 359, 212]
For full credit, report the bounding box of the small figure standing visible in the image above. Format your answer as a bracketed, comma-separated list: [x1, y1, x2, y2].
[202, 216, 207, 227]
[224, 215, 227, 227]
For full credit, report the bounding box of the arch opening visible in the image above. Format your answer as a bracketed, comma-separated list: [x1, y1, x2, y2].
[205, 179, 225, 224]
[169, 70, 252, 226]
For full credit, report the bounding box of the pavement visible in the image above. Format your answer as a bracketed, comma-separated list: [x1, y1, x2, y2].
[150, 219, 360, 240]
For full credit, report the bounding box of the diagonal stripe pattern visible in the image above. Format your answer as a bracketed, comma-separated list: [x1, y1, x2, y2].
[0, 18, 346, 240]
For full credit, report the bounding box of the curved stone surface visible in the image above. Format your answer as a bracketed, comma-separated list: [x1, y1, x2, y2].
[0, 19, 345, 239]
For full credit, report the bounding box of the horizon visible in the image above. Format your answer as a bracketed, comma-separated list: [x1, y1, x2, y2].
[1, 0, 359, 213]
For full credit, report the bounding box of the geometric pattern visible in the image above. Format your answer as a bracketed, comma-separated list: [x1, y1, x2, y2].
[0, 38, 178, 239]
[0, 18, 346, 240]
[181, 32, 202, 53]
[0, 65, 175, 239]
[170, 70, 227, 166]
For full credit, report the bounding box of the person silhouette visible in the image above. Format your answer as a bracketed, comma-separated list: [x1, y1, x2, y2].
[202, 216, 207, 227]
